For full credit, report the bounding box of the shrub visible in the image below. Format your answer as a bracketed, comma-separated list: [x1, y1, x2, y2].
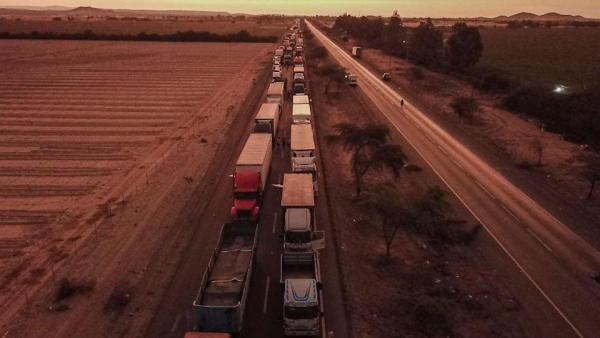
[450, 96, 481, 123]
[104, 284, 133, 313]
[55, 278, 94, 302]
[478, 72, 513, 92]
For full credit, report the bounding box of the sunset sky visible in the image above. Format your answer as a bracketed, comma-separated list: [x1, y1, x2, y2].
[1, 0, 599, 17]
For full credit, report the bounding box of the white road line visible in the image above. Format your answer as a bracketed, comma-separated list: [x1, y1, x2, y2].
[262, 276, 270, 313]
[526, 227, 554, 253]
[500, 203, 521, 223]
[272, 212, 278, 234]
[306, 20, 585, 338]
[450, 158, 465, 170]
[170, 314, 181, 333]
[475, 180, 497, 200]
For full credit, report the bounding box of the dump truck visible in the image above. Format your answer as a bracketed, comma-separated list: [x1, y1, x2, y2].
[292, 102, 311, 124]
[351, 46, 362, 58]
[281, 174, 323, 251]
[190, 221, 258, 335]
[266, 82, 285, 104]
[280, 251, 322, 336]
[254, 102, 281, 137]
[231, 133, 272, 221]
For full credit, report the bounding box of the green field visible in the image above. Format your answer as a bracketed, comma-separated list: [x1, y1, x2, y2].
[479, 27, 600, 90]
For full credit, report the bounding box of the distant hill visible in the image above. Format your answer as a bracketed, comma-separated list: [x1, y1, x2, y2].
[0, 6, 232, 17]
[494, 11, 590, 21]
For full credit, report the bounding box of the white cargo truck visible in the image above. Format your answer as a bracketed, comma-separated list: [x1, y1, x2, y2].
[292, 103, 311, 124]
[280, 251, 322, 336]
[281, 174, 323, 251]
[266, 82, 285, 104]
[293, 94, 310, 106]
[290, 124, 316, 174]
[254, 102, 281, 137]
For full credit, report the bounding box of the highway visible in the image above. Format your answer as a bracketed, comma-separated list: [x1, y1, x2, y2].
[145, 47, 348, 338]
[306, 19, 600, 338]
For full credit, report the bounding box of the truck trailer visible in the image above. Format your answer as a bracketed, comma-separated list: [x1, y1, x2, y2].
[290, 124, 316, 174]
[280, 251, 322, 336]
[292, 102, 311, 124]
[190, 221, 258, 334]
[231, 133, 272, 221]
[266, 82, 285, 104]
[254, 102, 281, 137]
[351, 46, 362, 58]
[281, 174, 323, 251]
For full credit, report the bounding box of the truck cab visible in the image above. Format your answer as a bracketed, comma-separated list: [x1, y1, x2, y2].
[281, 252, 322, 336]
[231, 172, 261, 220]
[284, 208, 312, 250]
[293, 82, 305, 95]
[345, 73, 357, 87]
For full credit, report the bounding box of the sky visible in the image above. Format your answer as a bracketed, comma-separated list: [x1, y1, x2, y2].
[1, 0, 599, 18]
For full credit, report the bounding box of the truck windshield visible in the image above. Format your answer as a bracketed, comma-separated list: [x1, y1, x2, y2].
[285, 305, 319, 319]
[286, 231, 311, 244]
[235, 192, 257, 200]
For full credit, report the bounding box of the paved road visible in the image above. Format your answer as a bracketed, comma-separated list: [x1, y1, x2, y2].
[145, 51, 348, 338]
[306, 20, 600, 338]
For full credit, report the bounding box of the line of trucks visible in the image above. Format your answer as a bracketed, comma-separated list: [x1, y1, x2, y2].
[186, 20, 325, 338]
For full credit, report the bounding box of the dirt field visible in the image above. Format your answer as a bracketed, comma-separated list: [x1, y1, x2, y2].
[0, 19, 289, 37]
[479, 27, 600, 88]
[0, 39, 273, 336]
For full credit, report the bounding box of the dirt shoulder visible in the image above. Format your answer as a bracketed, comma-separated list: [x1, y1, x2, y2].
[1, 45, 274, 337]
[306, 43, 533, 337]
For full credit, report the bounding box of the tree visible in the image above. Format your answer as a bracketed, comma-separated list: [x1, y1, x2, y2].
[579, 150, 600, 200]
[356, 183, 411, 257]
[327, 123, 407, 196]
[383, 11, 406, 56]
[318, 62, 346, 94]
[408, 19, 443, 66]
[411, 187, 450, 239]
[450, 96, 480, 123]
[309, 45, 327, 59]
[447, 22, 483, 71]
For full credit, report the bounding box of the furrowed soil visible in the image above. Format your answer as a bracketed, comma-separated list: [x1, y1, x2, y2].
[306, 46, 533, 337]
[0, 39, 274, 337]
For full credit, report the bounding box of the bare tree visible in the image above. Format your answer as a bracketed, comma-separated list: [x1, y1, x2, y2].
[327, 123, 407, 196]
[356, 183, 411, 258]
[318, 62, 346, 94]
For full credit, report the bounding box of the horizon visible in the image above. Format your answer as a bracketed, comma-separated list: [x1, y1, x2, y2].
[1, 1, 599, 18]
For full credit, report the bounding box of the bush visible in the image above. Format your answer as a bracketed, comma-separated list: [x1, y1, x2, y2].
[55, 278, 94, 302]
[104, 284, 133, 313]
[450, 97, 480, 123]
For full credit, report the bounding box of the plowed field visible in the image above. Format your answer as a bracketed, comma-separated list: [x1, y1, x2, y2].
[0, 40, 272, 323]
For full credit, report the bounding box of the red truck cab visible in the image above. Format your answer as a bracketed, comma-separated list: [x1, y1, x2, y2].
[231, 171, 262, 220]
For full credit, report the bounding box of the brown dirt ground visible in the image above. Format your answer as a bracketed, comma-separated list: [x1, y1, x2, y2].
[307, 47, 531, 337]
[0, 40, 274, 336]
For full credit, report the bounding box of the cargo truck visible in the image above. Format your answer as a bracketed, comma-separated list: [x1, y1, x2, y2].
[293, 94, 310, 106]
[281, 174, 323, 251]
[254, 102, 281, 137]
[293, 65, 305, 76]
[351, 46, 362, 58]
[266, 82, 285, 104]
[190, 221, 258, 335]
[280, 251, 322, 336]
[290, 124, 316, 174]
[231, 133, 272, 221]
[292, 102, 311, 124]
